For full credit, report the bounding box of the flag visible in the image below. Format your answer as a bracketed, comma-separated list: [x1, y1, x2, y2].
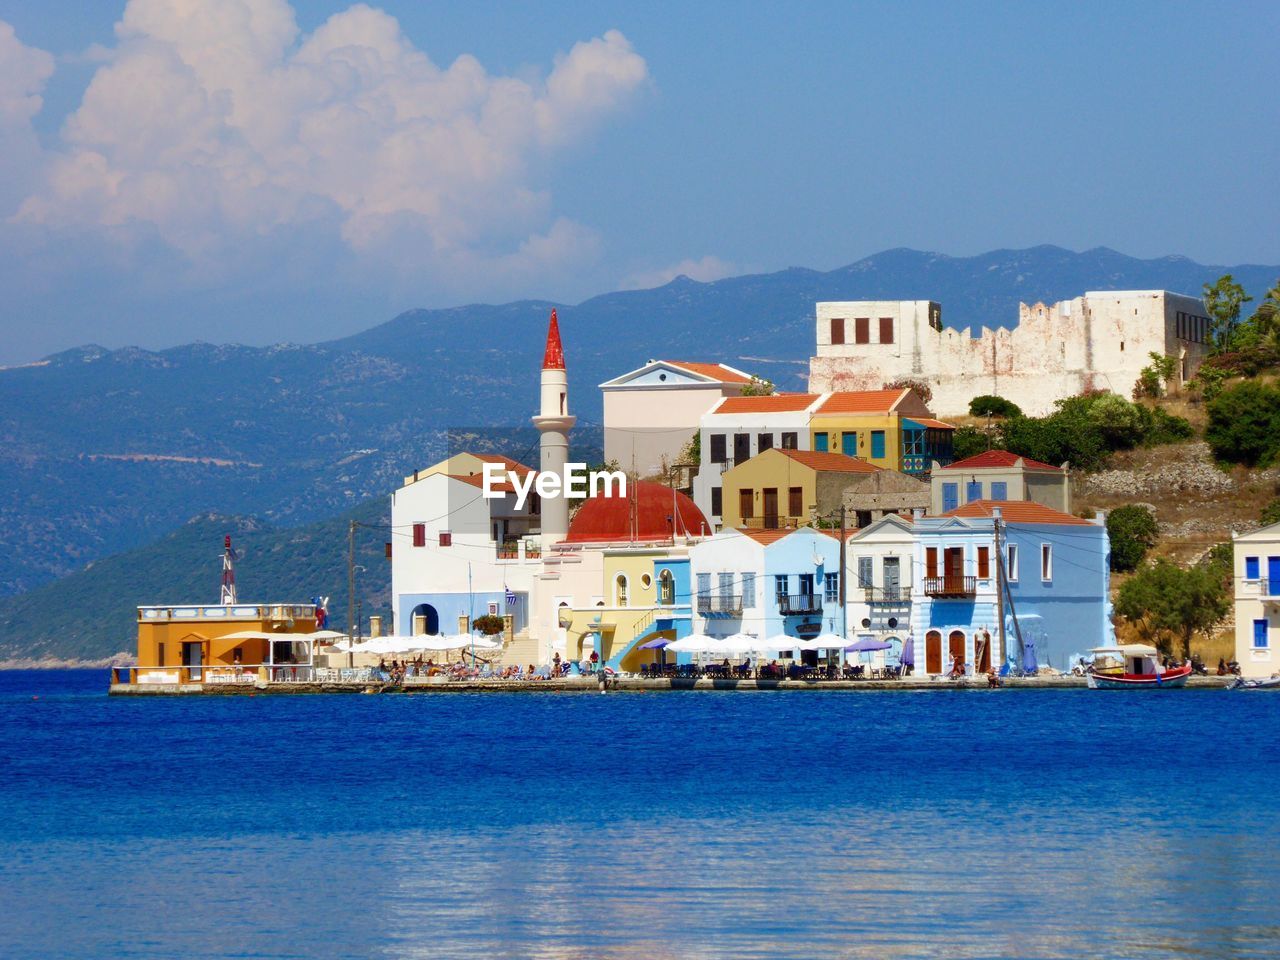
[505, 589, 517, 606]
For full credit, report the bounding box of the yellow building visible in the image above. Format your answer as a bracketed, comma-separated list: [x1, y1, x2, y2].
[807, 389, 953, 476]
[132, 602, 320, 685]
[719, 447, 881, 529]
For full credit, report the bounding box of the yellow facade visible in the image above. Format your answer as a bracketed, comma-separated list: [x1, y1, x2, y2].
[558, 549, 678, 670]
[134, 603, 318, 684]
[720, 449, 819, 529]
[808, 414, 903, 471]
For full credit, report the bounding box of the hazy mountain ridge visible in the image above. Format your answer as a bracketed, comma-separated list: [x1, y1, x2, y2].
[1, 245, 1275, 603]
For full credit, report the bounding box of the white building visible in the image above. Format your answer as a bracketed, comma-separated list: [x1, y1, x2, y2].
[1232, 523, 1280, 677]
[845, 513, 916, 662]
[692, 393, 822, 527]
[390, 463, 542, 637]
[808, 291, 1212, 417]
[601, 360, 755, 478]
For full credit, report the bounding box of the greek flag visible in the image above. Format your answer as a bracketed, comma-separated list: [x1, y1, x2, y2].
[505, 589, 517, 606]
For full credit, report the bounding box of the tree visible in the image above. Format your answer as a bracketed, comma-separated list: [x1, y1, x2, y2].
[951, 425, 989, 460]
[679, 431, 700, 465]
[1106, 505, 1159, 572]
[740, 376, 775, 397]
[969, 395, 1022, 418]
[1087, 393, 1145, 449]
[884, 378, 932, 404]
[1134, 352, 1178, 398]
[1205, 381, 1280, 467]
[1115, 559, 1229, 659]
[1203, 274, 1252, 352]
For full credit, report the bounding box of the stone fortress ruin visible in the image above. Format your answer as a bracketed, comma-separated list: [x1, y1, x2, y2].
[807, 291, 1212, 417]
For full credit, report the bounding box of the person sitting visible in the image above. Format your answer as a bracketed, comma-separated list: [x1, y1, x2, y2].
[949, 656, 966, 679]
[1217, 658, 1227, 676]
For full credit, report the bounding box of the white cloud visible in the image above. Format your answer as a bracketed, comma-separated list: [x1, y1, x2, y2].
[7, 1, 648, 289]
[623, 254, 738, 290]
[0, 22, 55, 210]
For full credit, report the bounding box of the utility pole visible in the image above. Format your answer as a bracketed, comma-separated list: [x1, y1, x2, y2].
[994, 512, 1006, 674]
[347, 520, 356, 668]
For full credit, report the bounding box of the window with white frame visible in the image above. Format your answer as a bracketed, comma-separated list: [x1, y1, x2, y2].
[857, 556, 873, 588]
[1006, 544, 1019, 581]
[774, 574, 788, 600]
[1041, 544, 1052, 581]
[741, 572, 756, 609]
[824, 572, 840, 603]
[615, 573, 629, 606]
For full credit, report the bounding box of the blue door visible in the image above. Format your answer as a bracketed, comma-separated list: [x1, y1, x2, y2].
[942, 482, 958, 512]
[841, 432, 857, 457]
[814, 433, 829, 452]
[990, 481, 1008, 501]
[870, 430, 885, 459]
[966, 480, 982, 503]
[1256, 618, 1270, 648]
[1269, 557, 1280, 596]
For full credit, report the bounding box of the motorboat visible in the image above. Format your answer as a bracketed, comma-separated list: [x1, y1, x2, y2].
[1085, 644, 1192, 689]
[1227, 675, 1280, 690]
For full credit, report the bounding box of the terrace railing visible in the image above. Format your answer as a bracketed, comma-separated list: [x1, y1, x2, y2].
[922, 576, 976, 597]
[697, 594, 743, 617]
[777, 593, 822, 615]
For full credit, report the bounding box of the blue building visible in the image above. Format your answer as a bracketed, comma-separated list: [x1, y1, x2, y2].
[909, 500, 1112, 674]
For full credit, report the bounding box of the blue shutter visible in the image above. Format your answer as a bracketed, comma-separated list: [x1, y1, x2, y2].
[1245, 556, 1259, 579]
[871, 430, 885, 459]
[1255, 618, 1269, 649]
[990, 481, 1008, 501]
[1269, 557, 1280, 597]
[942, 482, 958, 513]
[841, 432, 858, 457]
[814, 433, 829, 452]
[966, 481, 982, 503]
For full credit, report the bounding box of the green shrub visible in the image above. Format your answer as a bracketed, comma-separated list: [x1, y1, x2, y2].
[1106, 505, 1159, 572]
[1205, 381, 1280, 467]
[969, 395, 1023, 418]
[472, 614, 506, 635]
[1261, 497, 1280, 527]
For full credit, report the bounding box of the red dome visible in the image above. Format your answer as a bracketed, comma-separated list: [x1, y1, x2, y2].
[564, 480, 710, 543]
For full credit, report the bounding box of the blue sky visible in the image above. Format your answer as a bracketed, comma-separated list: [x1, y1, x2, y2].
[0, 0, 1276, 363]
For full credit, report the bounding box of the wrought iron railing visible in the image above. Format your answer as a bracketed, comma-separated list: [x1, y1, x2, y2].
[697, 595, 743, 617]
[863, 586, 911, 604]
[777, 593, 822, 615]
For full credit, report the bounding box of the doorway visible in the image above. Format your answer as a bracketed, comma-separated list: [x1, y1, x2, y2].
[411, 603, 440, 635]
[762, 488, 778, 527]
[182, 640, 203, 681]
[974, 631, 992, 673]
[925, 630, 942, 674]
[944, 547, 965, 591]
[948, 630, 967, 673]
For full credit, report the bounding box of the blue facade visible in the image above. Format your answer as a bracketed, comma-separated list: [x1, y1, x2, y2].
[911, 514, 1111, 674]
[397, 591, 529, 636]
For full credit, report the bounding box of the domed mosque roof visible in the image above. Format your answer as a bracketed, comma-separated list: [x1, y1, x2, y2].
[564, 479, 711, 544]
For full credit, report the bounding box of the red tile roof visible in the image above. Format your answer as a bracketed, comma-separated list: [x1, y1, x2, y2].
[942, 450, 1061, 471]
[713, 393, 819, 414]
[663, 361, 753, 384]
[908, 418, 955, 431]
[941, 500, 1092, 525]
[737, 526, 846, 545]
[814, 390, 908, 414]
[774, 449, 881, 474]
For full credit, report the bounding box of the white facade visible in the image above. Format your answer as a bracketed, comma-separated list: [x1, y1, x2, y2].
[688, 530, 768, 639]
[601, 360, 752, 477]
[1233, 524, 1280, 677]
[390, 470, 541, 637]
[692, 398, 821, 527]
[809, 291, 1212, 417]
[845, 514, 916, 660]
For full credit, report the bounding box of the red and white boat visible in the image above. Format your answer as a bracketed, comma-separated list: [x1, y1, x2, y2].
[1086, 645, 1193, 689]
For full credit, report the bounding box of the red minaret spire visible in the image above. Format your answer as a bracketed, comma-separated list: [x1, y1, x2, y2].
[542, 309, 565, 370]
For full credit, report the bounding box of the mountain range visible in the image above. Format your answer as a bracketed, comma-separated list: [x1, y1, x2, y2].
[1, 245, 1276, 642]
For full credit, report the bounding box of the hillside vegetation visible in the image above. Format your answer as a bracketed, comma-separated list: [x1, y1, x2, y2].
[0, 500, 392, 663]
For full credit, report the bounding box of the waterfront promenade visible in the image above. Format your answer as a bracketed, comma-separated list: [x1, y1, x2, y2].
[107, 673, 1232, 695]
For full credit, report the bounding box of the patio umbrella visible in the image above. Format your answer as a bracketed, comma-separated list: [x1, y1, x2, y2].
[900, 638, 916, 668]
[639, 636, 671, 650]
[307, 629, 348, 642]
[796, 633, 845, 652]
[844, 638, 893, 652]
[666, 633, 715, 653]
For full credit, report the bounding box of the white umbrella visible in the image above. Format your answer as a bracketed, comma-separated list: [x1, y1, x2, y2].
[665, 633, 715, 653]
[719, 633, 765, 656]
[307, 629, 349, 641]
[760, 634, 797, 653]
[797, 633, 845, 652]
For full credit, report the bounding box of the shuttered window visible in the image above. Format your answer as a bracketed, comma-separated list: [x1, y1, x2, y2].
[855, 317, 870, 344]
[879, 317, 894, 344]
[831, 318, 845, 345]
[412, 523, 426, 547]
[788, 487, 803, 517]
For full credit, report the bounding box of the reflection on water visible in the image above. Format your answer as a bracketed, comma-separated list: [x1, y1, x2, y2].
[1, 672, 1278, 958]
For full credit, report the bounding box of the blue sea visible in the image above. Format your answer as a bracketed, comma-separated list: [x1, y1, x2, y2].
[1, 670, 1277, 959]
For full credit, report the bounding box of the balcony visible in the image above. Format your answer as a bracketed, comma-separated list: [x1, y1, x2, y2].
[777, 593, 822, 615]
[863, 586, 912, 605]
[743, 515, 803, 530]
[697, 595, 743, 618]
[923, 576, 976, 598]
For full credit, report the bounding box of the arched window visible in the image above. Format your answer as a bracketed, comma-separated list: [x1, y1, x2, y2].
[615, 574, 629, 607]
[658, 569, 674, 605]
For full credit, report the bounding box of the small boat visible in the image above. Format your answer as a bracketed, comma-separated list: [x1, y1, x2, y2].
[1085, 645, 1192, 689]
[1227, 675, 1280, 690]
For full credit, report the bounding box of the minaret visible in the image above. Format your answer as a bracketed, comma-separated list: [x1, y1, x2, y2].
[533, 309, 575, 546]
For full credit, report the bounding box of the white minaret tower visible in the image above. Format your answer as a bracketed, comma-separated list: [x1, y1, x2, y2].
[533, 309, 575, 546]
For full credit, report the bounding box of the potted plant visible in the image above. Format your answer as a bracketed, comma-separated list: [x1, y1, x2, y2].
[472, 614, 505, 636]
